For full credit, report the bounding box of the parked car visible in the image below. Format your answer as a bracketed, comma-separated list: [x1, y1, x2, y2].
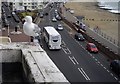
[57, 24, 63, 30]
[52, 17, 57, 22]
[40, 13, 44, 18]
[56, 15, 62, 20]
[69, 9, 74, 14]
[55, 9, 58, 13]
[86, 43, 98, 53]
[110, 60, 120, 76]
[79, 22, 86, 31]
[74, 33, 85, 41]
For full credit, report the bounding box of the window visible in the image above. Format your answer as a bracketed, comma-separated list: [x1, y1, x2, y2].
[53, 40, 58, 42]
[35, 3, 37, 5]
[19, 3, 22, 6]
[32, 3, 34, 5]
[32, 6, 35, 9]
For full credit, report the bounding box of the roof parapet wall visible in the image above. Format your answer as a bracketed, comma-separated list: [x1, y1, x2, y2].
[0, 42, 70, 83]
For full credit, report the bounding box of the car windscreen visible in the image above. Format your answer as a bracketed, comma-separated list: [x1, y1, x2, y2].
[91, 45, 96, 48]
[52, 36, 59, 42]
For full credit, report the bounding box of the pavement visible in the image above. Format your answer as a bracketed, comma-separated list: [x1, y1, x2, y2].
[0, 29, 30, 42]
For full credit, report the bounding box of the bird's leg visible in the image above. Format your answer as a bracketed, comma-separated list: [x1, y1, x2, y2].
[30, 36, 35, 45]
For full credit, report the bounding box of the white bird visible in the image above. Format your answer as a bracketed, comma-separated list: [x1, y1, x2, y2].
[23, 16, 41, 44]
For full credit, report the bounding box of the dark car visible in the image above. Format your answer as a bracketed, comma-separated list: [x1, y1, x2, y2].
[74, 33, 85, 41]
[110, 60, 120, 76]
[86, 43, 98, 53]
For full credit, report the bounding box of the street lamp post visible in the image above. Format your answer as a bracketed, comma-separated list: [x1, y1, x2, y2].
[7, 24, 10, 37]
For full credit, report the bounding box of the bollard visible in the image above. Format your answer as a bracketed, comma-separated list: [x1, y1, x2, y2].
[15, 26, 18, 32]
[31, 36, 33, 42]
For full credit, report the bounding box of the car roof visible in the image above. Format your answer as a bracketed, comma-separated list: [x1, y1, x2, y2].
[76, 33, 82, 35]
[114, 60, 120, 64]
[58, 24, 62, 26]
[88, 43, 95, 45]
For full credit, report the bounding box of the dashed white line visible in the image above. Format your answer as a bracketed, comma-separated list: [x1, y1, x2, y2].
[114, 77, 118, 80]
[78, 68, 90, 80]
[103, 67, 106, 69]
[95, 59, 98, 61]
[101, 64, 103, 67]
[107, 70, 110, 73]
[110, 73, 114, 76]
[97, 61, 100, 64]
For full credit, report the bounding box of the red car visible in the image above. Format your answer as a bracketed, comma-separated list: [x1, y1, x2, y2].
[86, 43, 98, 53]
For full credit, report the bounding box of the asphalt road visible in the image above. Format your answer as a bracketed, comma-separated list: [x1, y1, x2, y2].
[38, 3, 120, 83]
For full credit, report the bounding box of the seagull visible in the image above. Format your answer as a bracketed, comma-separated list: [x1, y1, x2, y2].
[23, 16, 41, 45]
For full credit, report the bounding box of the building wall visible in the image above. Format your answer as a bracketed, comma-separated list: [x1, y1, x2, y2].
[11, 0, 44, 11]
[0, 0, 1, 29]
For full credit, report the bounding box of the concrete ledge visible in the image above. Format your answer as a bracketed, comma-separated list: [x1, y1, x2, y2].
[0, 43, 70, 83]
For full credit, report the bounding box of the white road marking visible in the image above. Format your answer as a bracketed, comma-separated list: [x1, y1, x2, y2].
[103, 67, 106, 69]
[107, 70, 110, 73]
[68, 56, 79, 65]
[69, 56, 76, 65]
[101, 64, 103, 67]
[62, 41, 66, 45]
[97, 61, 100, 64]
[110, 73, 114, 76]
[114, 77, 118, 80]
[62, 47, 71, 54]
[78, 68, 90, 80]
[95, 59, 98, 61]
[73, 56, 79, 65]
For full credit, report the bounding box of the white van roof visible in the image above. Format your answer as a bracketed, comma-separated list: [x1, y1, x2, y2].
[44, 26, 60, 36]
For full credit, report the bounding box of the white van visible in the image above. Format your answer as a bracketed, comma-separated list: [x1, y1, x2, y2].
[43, 26, 61, 50]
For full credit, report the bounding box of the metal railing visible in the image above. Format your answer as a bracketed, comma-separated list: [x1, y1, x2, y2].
[93, 27, 119, 47]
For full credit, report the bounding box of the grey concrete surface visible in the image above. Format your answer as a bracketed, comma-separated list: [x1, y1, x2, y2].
[0, 43, 69, 83]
